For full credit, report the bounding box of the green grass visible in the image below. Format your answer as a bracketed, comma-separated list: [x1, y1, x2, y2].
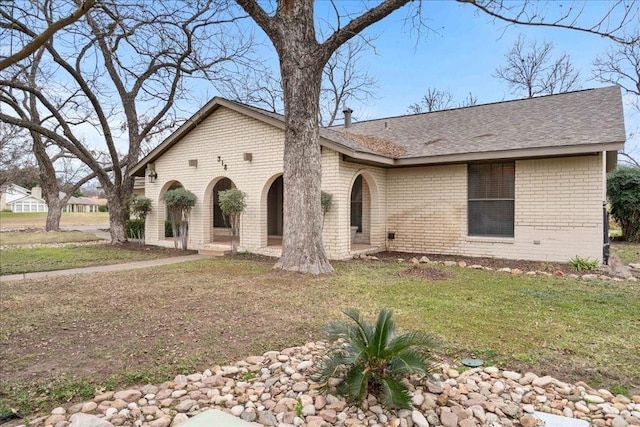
[0, 211, 109, 228]
[0, 245, 175, 275]
[1, 257, 638, 418]
[611, 241, 640, 265]
[330, 263, 638, 370]
[0, 231, 101, 246]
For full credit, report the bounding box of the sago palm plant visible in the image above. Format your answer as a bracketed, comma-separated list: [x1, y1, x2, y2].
[311, 308, 439, 409]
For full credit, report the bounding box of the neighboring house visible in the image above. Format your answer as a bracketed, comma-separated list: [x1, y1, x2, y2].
[1, 184, 105, 213]
[63, 195, 102, 213]
[1, 184, 47, 212]
[130, 86, 625, 263]
[1, 183, 31, 210]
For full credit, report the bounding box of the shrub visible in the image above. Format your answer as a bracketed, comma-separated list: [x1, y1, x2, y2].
[569, 255, 599, 271]
[129, 195, 152, 220]
[165, 220, 174, 238]
[97, 205, 108, 212]
[126, 219, 145, 239]
[128, 195, 151, 243]
[321, 191, 333, 228]
[607, 166, 640, 242]
[321, 191, 333, 215]
[311, 308, 438, 410]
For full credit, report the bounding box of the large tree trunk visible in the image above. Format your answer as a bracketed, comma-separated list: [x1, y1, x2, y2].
[45, 198, 64, 231]
[273, 34, 333, 274]
[107, 193, 128, 243]
[33, 135, 64, 232]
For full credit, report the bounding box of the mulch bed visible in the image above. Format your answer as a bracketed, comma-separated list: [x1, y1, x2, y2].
[373, 251, 584, 275]
[117, 241, 198, 255]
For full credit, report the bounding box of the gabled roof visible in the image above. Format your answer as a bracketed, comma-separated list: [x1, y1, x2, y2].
[130, 97, 393, 176]
[7, 194, 45, 204]
[130, 86, 625, 176]
[1, 183, 31, 195]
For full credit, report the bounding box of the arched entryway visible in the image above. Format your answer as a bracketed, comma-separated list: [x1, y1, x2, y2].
[266, 175, 283, 246]
[210, 177, 235, 243]
[349, 173, 374, 247]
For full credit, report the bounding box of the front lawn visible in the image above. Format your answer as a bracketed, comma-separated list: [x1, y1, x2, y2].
[0, 211, 109, 228]
[611, 241, 640, 265]
[0, 243, 188, 275]
[1, 256, 637, 416]
[0, 231, 101, 246]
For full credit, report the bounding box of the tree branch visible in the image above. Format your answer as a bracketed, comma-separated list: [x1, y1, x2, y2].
[0, 0, 95, 71]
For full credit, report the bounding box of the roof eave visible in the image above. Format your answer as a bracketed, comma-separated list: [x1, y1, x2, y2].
[393, 141, 625, 166]
[321, 140, 395, 166]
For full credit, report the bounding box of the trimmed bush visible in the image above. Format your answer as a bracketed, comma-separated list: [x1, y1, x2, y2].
[607, 166, 640, 242]
[126, 219, 145, 239]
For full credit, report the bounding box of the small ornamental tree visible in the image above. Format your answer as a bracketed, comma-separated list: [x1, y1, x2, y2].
[162, 188, 197, 250]
[128, 194, 152, 243]
[321, 191, 333, 228]
[218, 188, 246, 254]
[607, 166, 640, 242]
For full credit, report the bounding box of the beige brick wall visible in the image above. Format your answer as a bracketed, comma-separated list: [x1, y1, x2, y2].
[386, 154, 605, 263]
[143, 105, 605, 263]
[144, 107, 286, 251]
[321, 153, 387, 259]
[143, 107, 381, 260]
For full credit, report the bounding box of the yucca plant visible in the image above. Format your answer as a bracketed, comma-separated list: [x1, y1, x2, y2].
[311, 308, 439, 409]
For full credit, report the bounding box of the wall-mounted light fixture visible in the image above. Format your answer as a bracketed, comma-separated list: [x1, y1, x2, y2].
[243, 153, 252, 162]
[218, 155, 228, 170]
[148, 171, 158, 183]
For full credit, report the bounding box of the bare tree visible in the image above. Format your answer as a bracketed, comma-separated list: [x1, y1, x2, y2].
[495, 35, 581, 98]
[320, 37, 378, 126]
[235, 0, 636, 274]
[593, 33, 640, 166]
[0, 0, 255, 241]
[408, 88, 454, 113]
[222, 36, 378, 126]
[0, 0, 94, 71]
[593, 32, 640, 108]
[409, 89, 478, 113]
[1, 48, 98, 230]
[461, 92, 478, 107]
[0, 122, 34, 187]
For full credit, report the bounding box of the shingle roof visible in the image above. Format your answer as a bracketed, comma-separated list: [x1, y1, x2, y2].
[130, 86, 625, 176]
[331, 86, 625, 159]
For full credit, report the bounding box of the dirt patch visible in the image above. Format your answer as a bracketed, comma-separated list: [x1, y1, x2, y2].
[398, 265, 455, 280]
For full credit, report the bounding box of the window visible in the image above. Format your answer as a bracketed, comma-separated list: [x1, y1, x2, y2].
[468, 162, 515, 237]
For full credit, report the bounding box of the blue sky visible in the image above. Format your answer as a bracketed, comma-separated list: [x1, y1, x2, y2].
[225, 0, 639, 157]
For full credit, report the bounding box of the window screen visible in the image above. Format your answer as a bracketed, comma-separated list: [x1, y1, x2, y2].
[468, 162, 515, 237]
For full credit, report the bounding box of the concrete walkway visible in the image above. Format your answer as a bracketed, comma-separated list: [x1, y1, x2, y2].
[0, 254, 208, 282]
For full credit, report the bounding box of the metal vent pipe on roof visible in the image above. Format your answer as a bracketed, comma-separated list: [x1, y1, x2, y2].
[343, 107, 353, 128]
